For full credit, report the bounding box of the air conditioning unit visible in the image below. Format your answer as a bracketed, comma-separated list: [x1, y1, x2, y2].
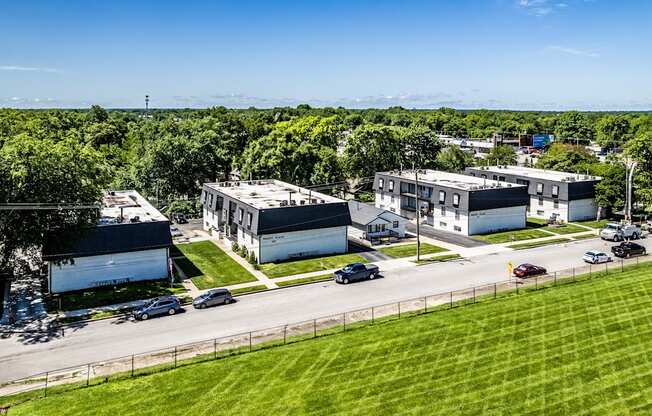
[300, 200, 305, 205]
[290, 200, 297, 206]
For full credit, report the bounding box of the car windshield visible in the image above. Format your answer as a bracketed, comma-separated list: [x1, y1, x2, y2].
[144, 299, 157, 307]
[343, 265, 355, 273]
[606, 224, 619, 230]
[586, 251, 597, 256]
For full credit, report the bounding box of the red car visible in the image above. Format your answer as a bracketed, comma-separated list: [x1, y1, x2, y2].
[513, 263, 547, 278]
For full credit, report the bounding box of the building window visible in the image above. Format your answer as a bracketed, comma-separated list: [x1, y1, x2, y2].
[538, 196, 544, 206]
[391, 196, 395, 203]
[250, 233, 254, 244]
[388, 180, 394, 192]
[470, 173, 476, 177]
[439, 221, 447, 227]
[517, 179, 529, 186]
[368, 225, 373, 233]
[481, 174, 487, 179]
[454, 225, 462, 232]
[393, 220, 399, 228]
[441, 206, 446, 216]
[200, 190, 206, 204]
[390, 207, 395, 212]
[552, 185, 559, 198]
[453, 193, 460, 207]
[537, 210, 545, 216]
[378, 178, 384, 189]
[209, 194, 214, 207]
[536, 183, 544, 195]
[439, 190, 446, 204]
[455, 210, 460, 220]
[247, 212, 252, 228]
[381, 193, 385, 201]
[499, 176, 506, 182]
[238, 208, 244, 224]
[553, 200, 559, 209]
[492, 175, 498, 180]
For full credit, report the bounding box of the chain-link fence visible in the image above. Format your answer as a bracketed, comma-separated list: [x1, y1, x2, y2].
[1, 255, 649, 403]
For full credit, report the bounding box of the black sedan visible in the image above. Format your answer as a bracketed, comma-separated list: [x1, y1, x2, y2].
[513, 263, 547, 278]
[611, 242, 647, 258]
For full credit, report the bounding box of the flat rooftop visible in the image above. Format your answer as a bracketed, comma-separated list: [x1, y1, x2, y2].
[380, 170, 525, 192]
[99, 190, 167, 225]
[471, 166, 601, 182]
[205, 180, 343, 209]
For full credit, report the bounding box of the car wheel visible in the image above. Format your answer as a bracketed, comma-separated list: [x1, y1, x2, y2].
[633, 233, 639, 240]
[369, 273, 375, 280]
[168, 308, 176, 315]
[343, 278, 349, 284]
[199, 303, 206, 309]
[140, 313, 149, 321]
[225, 298, 232, 305]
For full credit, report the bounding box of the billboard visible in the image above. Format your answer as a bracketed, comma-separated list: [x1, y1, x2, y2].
[532, 134, 554, 149]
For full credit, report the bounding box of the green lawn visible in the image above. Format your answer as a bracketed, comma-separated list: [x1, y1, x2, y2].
[472, 228, 551, 244]
[259, 253, 367, 278]
[11, 263, 652, 415]
[377, 243, 448, 258]
[573, 219, 612, 229]
[275, 274, 333, 287]
[573, 232, 599, 240]
[230, 285, 268, 296]
[527, 217, 597, 235]
[507, 237, 571, 250]
[47, 280, 187, 312]
[175, 241, 257, 290]
[413, 253, 462, 265]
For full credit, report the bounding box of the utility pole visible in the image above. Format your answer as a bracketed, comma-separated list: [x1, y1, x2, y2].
[145, 95, 150, 115]
[625, 158, 638, 223]
[413, 161, 420, 262]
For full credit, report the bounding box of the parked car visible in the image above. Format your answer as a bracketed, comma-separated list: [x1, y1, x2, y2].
[170, 225, 183, 238]
[611, 242, 647, 258]
[582, 250, 611, 264]
[334, 263, 380, 284]
[133, 296, 182, 320]
[172, 213, 189, 224]
[600, 223, 641, 241]
[513, 263, 547, 278]
[193, 289, 233, 309]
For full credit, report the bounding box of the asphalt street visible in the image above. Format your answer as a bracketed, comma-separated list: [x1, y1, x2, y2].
[0, 237, 649, 382]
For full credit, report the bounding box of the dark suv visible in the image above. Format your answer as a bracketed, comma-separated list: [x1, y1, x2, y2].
[611, 242, 647, 258]
[192, 289, 233, 309]
[133, 296, 182, 320]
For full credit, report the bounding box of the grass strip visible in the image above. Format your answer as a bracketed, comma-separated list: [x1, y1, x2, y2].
[413, 254, 462, 265]
[275, 274, 333, 287]
[378, 243, 447, 258]
[259, 253, 367, 278]
[507, 237, 571, 250]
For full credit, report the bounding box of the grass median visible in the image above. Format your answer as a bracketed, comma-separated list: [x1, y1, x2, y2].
[9, 262, 652, 415]
[259, 253, 367, 278]
[507, 237, 571, 250]
[472, 228, 551, 244]
[377, 243, 447, 259]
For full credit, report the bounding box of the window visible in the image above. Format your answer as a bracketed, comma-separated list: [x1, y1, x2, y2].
[498, 176, 506, 182]
[200, 190, 206, 204]
[388, 180, 394, 192]
[553, 200, 559, 209]
[378, 178, 384, 189]
[209, 194, 214, 207]
[439, 221, 447, 227]
[454, 225, 462, 232]
[393, 220, 399, 228]
[441, 206, 446, 216]
[470, 173, 476, 177]
[453, 193, 460, 207]
[439, 190, 446, 204]
[552, 185, 559, 198]
[516, 179, 529, 186]
[536, 183, 544, 194]
[381, 193, 385, 201]
[492, 175, 498, 180]
[538, 196, 544, 206]
[400, 182, 415, 194]
[250, 233, 254, 244]
[367, 225, 373, 233]
[536, 210, 545, 216]
[238, 208, 244, 224]
[455, 210, 460, 220]
[481, 174, 487, 179]
[247, 212, 252, 228]
[391, 196, 395, 203]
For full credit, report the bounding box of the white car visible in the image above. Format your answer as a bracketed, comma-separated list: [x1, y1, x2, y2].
[582, 250, 611, 264]
[170, 226, 183, 238]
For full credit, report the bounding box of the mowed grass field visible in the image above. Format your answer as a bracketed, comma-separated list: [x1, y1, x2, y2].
[8, 264, 652, 415]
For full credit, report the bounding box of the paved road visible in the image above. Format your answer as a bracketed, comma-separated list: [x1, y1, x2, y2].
[0, 237, 648, 382]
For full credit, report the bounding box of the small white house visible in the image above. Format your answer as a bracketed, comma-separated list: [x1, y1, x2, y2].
[348, 200, 407, 241]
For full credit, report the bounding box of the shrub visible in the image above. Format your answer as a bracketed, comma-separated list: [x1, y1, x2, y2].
[231, 242, 239, 252]
[238, 246, 248, 258]
[248, 251, 257, 265]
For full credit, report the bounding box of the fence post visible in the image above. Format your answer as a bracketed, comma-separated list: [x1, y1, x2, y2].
[313, 319, 316, 338]
[621, 259, 624, 273]
[516, 280, 519, 295]
[372, 307, 375, 324]
[249, 332, 252, 352]
[450, 291, 453, 309]
[44, 371, 48, 398]
[494, 283, 497, 299]
[535, 277, 538, 290]
[424, 296, 427, 313]
[473, 287, 476, 303]
[589, 264, 591, 279]
[398, 302, 401, 318]
[283, 325, 287, 344]
[174, 347, 178, 368]
[86, 363, 91, 386]
[213, 339, 217, 359]
[343, 313, 346, 332]
[131, 355, 134, 377]
[637, 256, 639, 266]
[605, 261, 608, 275]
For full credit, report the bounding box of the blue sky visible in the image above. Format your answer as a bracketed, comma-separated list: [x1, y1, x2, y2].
[1, 0, 651, 110]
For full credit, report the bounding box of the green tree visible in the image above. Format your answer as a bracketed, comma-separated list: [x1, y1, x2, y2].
[342, 124, 403, 178]
[591, 160, 626, 217]
[435, 146, 475, 172]
[554, 111, 594, 144]
[485, 145, 517, 166]
[625, 131, 652, 213]
[536, 143, 598, 173]
[595, 115, 631, 150]
[399, 125, 442, 169]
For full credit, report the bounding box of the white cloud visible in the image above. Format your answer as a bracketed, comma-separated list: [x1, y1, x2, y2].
[0, 65, 61, 73]
[544, 45, 600, 58]
[517, 0, 571, 16]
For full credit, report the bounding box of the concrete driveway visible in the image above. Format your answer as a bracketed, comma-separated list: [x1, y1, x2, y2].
[406, 222, 488, 248]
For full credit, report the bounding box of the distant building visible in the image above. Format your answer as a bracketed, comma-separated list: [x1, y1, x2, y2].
[465, 166, 602, 222]
[43, 191, 172, 293]
[373, 170, 528, 236]
[347, 200, 407, 242]
[201, 180, 351, 263]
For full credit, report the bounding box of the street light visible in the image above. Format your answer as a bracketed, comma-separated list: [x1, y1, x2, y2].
[624, 158, 638, 223]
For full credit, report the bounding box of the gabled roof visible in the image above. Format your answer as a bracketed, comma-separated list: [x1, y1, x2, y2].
[347, 201, 405, 226]
[43, 221, 172, 261]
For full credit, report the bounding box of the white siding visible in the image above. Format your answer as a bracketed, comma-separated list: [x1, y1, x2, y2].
[259, 226, 348, 264]
[203, 207, 220, 232]
[237, 227, 260, 260]
[568, 198, 598, 222]
[49, 248, 169, 293]
[375, 191, 401, 214]
[528, 197, 570, 222]
[468, 206, 527, 235]
[428, 205, 470, 235]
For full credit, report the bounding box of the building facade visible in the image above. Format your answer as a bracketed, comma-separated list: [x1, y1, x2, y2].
[374, 170, 528, 236]
[465, 166, 601, 222]
[201, 180, 351, 264]
[347, 200, 407, 241]
[43, 191, 172, 293]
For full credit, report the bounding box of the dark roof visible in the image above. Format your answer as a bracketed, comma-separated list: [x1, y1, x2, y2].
[43, 221, 172, 261]
[347, 201, 403, 226]
[257, 202, 351, 235]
